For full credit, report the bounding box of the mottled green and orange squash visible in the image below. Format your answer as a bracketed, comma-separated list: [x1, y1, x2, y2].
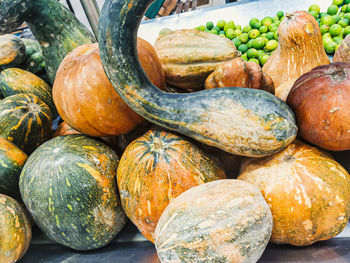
[154, 180, 273, 263]
[0, 194, 32, 263]
[0, 0, 95, 83]
[0, 68, 57, 117]
[0, 138, 27, 198]
[0, 34, 26, 70]
[21, 38, 45, 75]
[238, 140, 350, 246]
[98, 0, 298, 157]
[0, 94, 52, 154]
[117, 129, 226, 243]
[19, 135, 127, 251]
[53, 122, 81, 137]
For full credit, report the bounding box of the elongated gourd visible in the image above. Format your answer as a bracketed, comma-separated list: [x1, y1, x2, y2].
[98, 0, 297, 157]
[0, 0, 95, 83]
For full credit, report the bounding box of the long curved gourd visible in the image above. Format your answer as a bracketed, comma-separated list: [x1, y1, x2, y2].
[98, 0, 297, 157]
[0, 0, 95, 83]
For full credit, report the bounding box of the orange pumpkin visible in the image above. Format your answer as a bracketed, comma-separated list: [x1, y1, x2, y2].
[238, 140, 350, 246]
[117, 128, 226, 243]
[53, 39, 165, 137]
[53, 122, 81, 137]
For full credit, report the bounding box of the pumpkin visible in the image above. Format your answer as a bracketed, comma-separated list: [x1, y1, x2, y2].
[19, 135, 127, 251]
[262, 11, 330, 101]
[0, 194, 31, 263]
[22, 38, 46, 74]
[238, 140, 350, 246]
[333, 35, 350, 63]
[154, 29, 240, 90]
[0, 68, 57, 117]
[117, 128, 226, 243]
[0, 0, 95, 83]
[205, 57, 275, 94]
[0, 138, 27, 198]
[0, 94, 52, 154]
[287, 63, 350, 151]
[53, 122, 81, 137]
[0, 34, 26, 70]
[98, 0, 298, 157]
[154, 180, 273, 263]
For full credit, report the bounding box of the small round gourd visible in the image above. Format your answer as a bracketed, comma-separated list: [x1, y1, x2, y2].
[0, 194, 32, 263]
[154, 180, 273, 263]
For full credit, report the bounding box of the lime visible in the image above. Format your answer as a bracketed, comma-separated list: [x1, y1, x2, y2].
[277, 11, 284, 19]
[280, 16, 286, 21]
[232, 37, 242, 48]
[334, 15, 341, 23]
[206, 21, 214, 30]
[273, 16, 279, 22]
[264, 37, 269, 45]
[324, 41, 337, 54]
[247, 48, 259, 59]
[219, 30, 226, 35]
[345, 5, 350, 13]
[338, 18, 350, 27]
[235, 25, 242, 30]
[333, 35, 344, 44]
[197, 25, 206, 31]
[346, 0, 350, 4]
[213, 26, 221, 32]
[309, 10, 319, 19]
[204, 29, 210, 32]
[259, 25, 268, 33]
[238, 44, 249, 53]
[333, 0, 344, 6]
[253, 22, 262, 29]
[239, 33, 249, 43]
[249, 18, 260, 28]
[274, 31, 279, 40]
[259, 54, 270, 66]
[241, 53, 248, 61]
[266, 32, 275, 40]
[345, 13, 350, 20]
[210, 29, 218, 34]
[159, 28, 172, 36]
[342, 5, 348, 12]
[248, 29, 260, 39]
[226, 28, 235, 39]
[327, 5, 339, 16]
[224, 20, 235, 32]
[247, 39, 254, 48]
[322, 32, 332, 40]
[219, 34, 226, 37]
[252, 37, 266, 49]
[268, 24, 278, 32]
[265, 39, 278, 51]
[274, 20, 281, 26]
[340, 12, 345, 17]
[309, 4, 321, 13]
[234, 29, 242, 37]
[257, 50, 265, 58]
[319, 12, 328, 18]
[322, 14, 337, 26]
[330, 24, 343, 36]
[261, 33, 267, 38]
[243, 25, 252, 33]
[343, 26, 350, 36]
[320, 24, 330, 34]
[323, 37, 333, 45]
[217, 20, 226, 29]
[261, 17, 274, 27]
[249, 58, 260, 64]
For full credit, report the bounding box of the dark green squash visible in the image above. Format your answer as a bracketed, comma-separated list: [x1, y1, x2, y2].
[0, 34, 26, 70]
[19, 135, 127, 251]
[0, 0, 95, 83]
[0, 137, 28, 198]
[0, 93, 52, 154]
[98, 0, 298, 157]
[22, 38, 45, 74]
[0, 68, 57, 117]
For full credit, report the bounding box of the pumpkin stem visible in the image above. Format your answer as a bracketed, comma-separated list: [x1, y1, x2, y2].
[330, 69, 347, 82]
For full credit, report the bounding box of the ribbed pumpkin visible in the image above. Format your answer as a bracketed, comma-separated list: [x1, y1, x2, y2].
[53, 41, 164, 137]
[262, 11, 330, 100]
[117, 129, 226, 243]
[154, 180, 273, 263]
[238, 140, 350, 246]
[287, 63, 350, 151]
[0, 94, 52, 154]
[0, 194, 31, 263]
[0, 34, 26, 70]
[0, 68, 57, 117]
[154, 29, 240, 90]
[53, 122, 81, 137]
[333, 35, 350, 63]
[19, 135, 127, 251]
[0, 138, 27, 198]
[205, 58, 274, 94]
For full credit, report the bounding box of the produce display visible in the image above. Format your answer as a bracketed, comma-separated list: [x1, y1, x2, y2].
[1, 0, 350, 262]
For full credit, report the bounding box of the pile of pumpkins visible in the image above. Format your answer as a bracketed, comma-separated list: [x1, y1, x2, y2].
[1, 0, 350, 262]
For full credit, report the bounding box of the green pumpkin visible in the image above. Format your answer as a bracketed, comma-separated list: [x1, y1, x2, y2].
[22, 38, 46, 74]
[0, 138, 27, 198]
[0, 34, 26, 70]
[19, 135, 127, 251]
[0, 0, 95, 83]
[0, 68, 57, 117]
[0, 93, 52, 154]
[98, 0, 297, 157]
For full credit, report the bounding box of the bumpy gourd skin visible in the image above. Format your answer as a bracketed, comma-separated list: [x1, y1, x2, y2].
[0, 0, 95, 83]
[98, 0, 297, 157]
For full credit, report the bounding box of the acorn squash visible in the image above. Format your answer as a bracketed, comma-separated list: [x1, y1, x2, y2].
[98, 0, 297, 157]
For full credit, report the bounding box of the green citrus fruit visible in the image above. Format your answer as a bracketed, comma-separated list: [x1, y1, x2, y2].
[197, 25, 206, 31]
[342, 5, 348, 12]
[238, 44, 249, 53]
[333, 0, 344, 6]
[322, 14, 337, 26]
[234, 29, 242, 37]
[232, 37, 242, 48]
[274, 31, 279, 40]
[226, 28, 235, 39]
[330, 24, 343, 36]
[324, 41, 337, 54]
[252, 37, 266, 49]
[259, 54, 270, 66]
[243, 25, 252, 33]
[343, 25, 350, 36]
[309, 10, 319, 19]
[346, 5, 350, 13]
[334, 15, 341, 23]
[265, 40, 278, 51]
[338, 18, 350, 27]
[253, 22, 262, 29]
[241, 53, 248, 61]
[333, 35, 344, 44]
[327, 5, 339, 16]
[247, 48, 259, 59]
[266, 32, 275, 40]
[210, 29, 218, 34]
[224, 20, 235, 32]
[261, 17, 274, 27]
[309, 4, 321, 13]
[206, 21, 214, 30]
[235, 25, 242, 30]
[238, 33, 249, 43]
[249, 18, 260, 28]
[320, 24, 330, 34]
[247, 39, 254, 48]
[248, 29, 260, 39]
[213, 26, 221, 32]
[259, 25, 268, 33]
[346, 0, 350, 4]
[217, 20, 226, 29]
[257, 50, 265, 58]
[277, 11, 284, 19]
[248, 58, 260, 64]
